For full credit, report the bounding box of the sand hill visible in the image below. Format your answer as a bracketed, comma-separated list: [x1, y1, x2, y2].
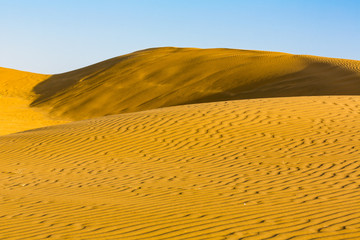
[30, 47, 360, 120]
[0, 48, 360, 239]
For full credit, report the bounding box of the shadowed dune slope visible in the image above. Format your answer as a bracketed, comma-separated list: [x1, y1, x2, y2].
[0, 68, 68, 135]
[1, 96, 360, 239]
[31, 47, 360, 120]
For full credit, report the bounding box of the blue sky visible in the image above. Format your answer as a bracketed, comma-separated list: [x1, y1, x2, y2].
[1, 0, 359, 73]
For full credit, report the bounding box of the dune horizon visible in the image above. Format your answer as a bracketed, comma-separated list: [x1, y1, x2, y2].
[1, 47, 360, 239]
[1, 47, 360, 135]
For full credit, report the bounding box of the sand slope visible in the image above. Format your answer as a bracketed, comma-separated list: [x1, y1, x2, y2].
[1, 96, 360, 239]
[30, 47, 360, 120]
[0, 68, 68, 135]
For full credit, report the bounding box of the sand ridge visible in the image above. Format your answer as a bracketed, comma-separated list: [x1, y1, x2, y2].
[0, 96, 360, 239]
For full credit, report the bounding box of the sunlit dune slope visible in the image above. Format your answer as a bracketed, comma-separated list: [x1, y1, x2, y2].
[0, 67, 47, 98]
[31, 47, 360, 120]
[0, 67, 68, 135]
[1, 96, 360, 239]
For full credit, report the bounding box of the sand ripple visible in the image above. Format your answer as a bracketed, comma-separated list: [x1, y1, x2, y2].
[0, 96, 360, 239]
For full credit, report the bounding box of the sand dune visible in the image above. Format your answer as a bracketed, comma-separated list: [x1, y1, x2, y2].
[30, 47, 360, 120]
[1, 96, 360, 239]
[1, 48, 360, 134]
[1, 48, 360, 239]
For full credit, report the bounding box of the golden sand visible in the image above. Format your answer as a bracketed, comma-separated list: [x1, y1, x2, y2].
[31, 48, 360, 120]
[0, 48, 360, 239]
[0, 67, 68, 135]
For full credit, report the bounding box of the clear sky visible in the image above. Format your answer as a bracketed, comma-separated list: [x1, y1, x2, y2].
[1, 0, 359, 74]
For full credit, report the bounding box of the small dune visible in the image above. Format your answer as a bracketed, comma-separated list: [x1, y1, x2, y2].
[0, 67, 68, 135]
[0, 48, 360, 239]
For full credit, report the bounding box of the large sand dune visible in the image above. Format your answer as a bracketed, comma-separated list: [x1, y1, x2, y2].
[31, 48, 360, 120]
[1, 48, 360, 239]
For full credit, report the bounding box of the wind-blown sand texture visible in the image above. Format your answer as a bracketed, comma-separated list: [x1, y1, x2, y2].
[0, 48, 360, 239]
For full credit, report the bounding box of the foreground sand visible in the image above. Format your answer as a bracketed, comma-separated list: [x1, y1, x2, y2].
[1, 96, 360, 239]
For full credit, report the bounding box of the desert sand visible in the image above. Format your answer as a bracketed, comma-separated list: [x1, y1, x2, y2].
[0, 48, 360, 239]
[0, 68, 68, 135]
